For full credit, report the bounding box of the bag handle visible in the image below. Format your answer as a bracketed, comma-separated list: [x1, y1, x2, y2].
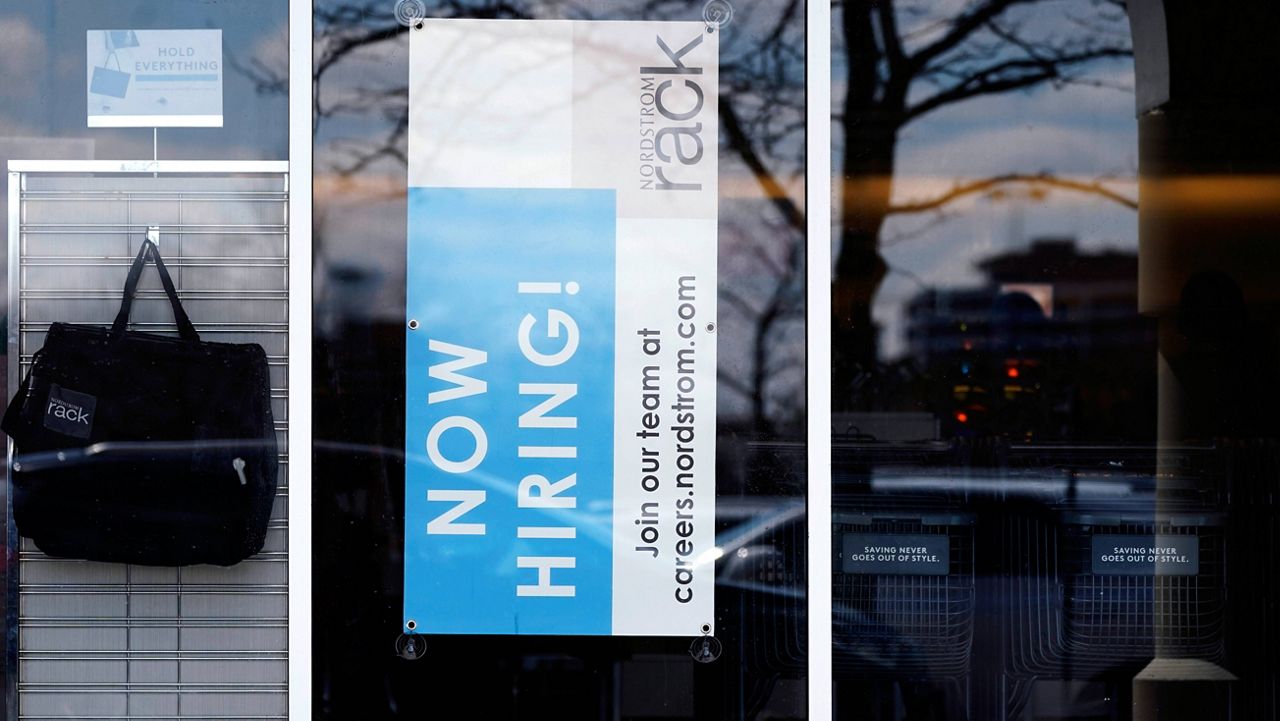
[111, 239, 201, 342]
[103, 32, 122, 71]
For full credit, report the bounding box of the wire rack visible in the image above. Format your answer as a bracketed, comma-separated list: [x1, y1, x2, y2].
[1061, 522, 1225, 660]
[7, 168, 290, 720]
[1004, 514, 1226, 681]
[833, 514, 975, 679]
[727, 503, 807, 678]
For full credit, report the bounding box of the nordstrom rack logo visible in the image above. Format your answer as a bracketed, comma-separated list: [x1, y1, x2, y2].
[638, 33, 710, 192]
[43, 384, 97, 439]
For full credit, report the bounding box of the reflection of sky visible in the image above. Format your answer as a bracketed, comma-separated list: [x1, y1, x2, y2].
[833, 2, 1138, 359]
[0, 1, 287, 160]
[878, 65, 1137, 358]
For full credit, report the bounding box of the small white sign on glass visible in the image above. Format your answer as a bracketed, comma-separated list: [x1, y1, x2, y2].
[86, 29, 223, 128]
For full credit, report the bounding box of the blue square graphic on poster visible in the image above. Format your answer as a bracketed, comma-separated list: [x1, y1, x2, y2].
[404, 188, 616, 635]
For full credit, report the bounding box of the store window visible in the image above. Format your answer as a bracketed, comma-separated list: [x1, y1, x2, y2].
[0, 1, 293, 718]
[832, 1, 1280, 719]
[312, 1, 810, 719]
[5, 1, 1274, 718]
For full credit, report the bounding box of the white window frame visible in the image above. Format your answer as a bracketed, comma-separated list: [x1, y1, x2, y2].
[806, 0, 834, 719]
[288, 1, 314, 720]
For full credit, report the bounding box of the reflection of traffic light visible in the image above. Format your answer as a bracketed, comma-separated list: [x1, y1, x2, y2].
[948, 352, 986, 434]
[941, 357, 1050, 438]
[1002, 359, 1039, 396]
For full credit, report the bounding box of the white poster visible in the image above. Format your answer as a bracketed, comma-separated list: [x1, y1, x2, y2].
[404, 19, 718, 637]
[86, 30, 223, 128]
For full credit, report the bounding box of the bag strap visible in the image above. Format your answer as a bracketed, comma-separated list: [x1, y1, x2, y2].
[111, 239, 201, 342]
[103, 32, 122, 71]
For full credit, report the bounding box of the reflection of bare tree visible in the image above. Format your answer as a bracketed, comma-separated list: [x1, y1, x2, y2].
[718, 99, 804, 431]
[276, 0, 810, 433]
[719, 215, 804, 430]
[236, 1, 1140, 427]
[832, 0, 1135, 408]
[603, 0, 808, 433]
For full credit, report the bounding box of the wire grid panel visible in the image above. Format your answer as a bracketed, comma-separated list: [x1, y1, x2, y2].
[1004, 514, 1226, 680]
[736, 509, 807, 677]
[1061, 522, 1225, 661]
[9, 172, 289, 720]
[833, 515, 975, 679]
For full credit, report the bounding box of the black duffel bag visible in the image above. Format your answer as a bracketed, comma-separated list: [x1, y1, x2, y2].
[2, 239, 278, 566]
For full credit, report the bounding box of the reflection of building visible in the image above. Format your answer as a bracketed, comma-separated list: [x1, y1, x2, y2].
[904, 239, 1156, 441]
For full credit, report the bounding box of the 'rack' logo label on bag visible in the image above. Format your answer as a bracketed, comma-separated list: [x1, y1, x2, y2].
[44, 384, 96, 439]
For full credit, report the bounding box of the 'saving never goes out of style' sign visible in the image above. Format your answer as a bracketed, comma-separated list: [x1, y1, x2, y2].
[403, 20, 718, 637]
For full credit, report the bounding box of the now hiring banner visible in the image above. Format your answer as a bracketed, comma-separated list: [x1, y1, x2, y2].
[403, 19, 718, 636]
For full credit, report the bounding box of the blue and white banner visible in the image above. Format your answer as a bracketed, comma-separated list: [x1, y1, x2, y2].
[405, 19, 717, 637]
[86, 29, 223, 128]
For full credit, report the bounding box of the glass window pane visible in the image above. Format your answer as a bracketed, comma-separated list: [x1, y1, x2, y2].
[0, 1, 291, 717]
[833, 1, 1279, 718]
[314, 1, 810, 718]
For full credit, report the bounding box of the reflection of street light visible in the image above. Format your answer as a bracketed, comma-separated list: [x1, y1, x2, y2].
[695, 546, 725, 568]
